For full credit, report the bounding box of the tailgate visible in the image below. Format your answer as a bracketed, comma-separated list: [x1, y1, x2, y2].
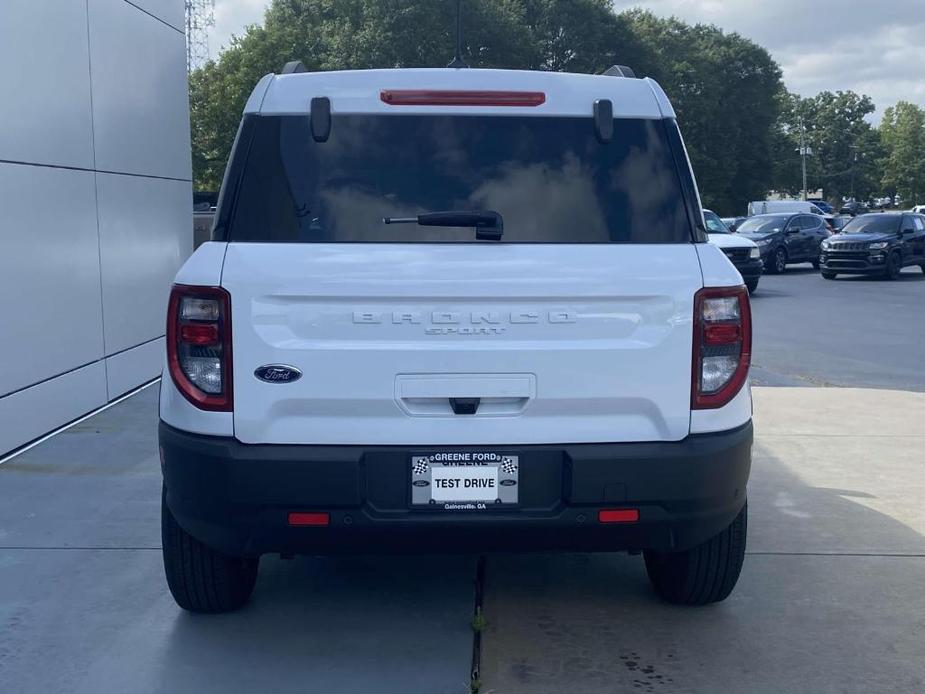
[223, 243, 700, 445]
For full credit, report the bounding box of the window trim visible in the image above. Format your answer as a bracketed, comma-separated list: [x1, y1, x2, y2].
[212, 115, 258, 243]
[662, 118, 705, 243]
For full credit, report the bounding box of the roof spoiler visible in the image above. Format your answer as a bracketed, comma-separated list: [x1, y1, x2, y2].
[602, 65, 637, 78]
[281, 60, 307, 74]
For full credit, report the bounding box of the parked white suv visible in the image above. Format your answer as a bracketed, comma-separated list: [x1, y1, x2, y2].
[703, 210, 763, 293]
[160, 64, 753, 613]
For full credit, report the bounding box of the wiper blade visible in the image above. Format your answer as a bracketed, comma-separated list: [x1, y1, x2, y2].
[383, 210, 503, 240]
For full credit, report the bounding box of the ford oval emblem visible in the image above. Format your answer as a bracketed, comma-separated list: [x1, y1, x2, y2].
[500, 479, 517, 487]
[412, 480, 430, 488]
[254, 364, 302, 384]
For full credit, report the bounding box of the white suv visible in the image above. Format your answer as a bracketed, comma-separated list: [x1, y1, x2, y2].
[159, 64, 753, 612]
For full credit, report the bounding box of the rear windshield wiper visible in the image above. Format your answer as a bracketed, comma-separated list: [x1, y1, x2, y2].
[383, 210, 503, 240]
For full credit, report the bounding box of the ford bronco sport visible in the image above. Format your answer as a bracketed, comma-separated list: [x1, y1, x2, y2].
[160, 64, 753, 612]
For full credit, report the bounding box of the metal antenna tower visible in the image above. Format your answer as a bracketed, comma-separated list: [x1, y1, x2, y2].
[185, 0, 215, 73]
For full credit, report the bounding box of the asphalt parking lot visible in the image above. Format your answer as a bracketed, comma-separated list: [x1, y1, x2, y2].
[750, 263, 925, 390]
[2, 264, 924, 694]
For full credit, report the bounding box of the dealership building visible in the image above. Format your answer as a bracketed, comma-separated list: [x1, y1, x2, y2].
[0, 0, 192, 456]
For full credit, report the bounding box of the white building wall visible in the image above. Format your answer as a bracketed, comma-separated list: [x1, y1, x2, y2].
[0, 0, 191, 456]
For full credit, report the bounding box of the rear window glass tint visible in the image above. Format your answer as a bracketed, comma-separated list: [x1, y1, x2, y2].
[227, 114, 692, 244]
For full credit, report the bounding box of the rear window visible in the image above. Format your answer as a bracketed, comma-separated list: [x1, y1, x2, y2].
[226, 114, 693, 243]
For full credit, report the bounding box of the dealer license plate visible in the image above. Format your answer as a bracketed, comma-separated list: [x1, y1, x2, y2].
[410, 452, 519, 510]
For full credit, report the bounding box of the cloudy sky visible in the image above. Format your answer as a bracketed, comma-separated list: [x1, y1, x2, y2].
[207, 0, 925, 119]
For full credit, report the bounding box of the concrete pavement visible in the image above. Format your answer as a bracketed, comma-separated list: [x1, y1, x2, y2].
[0, 386, 477, 694]
[2, 386, 924, 693]
[480, 387, 925, 693]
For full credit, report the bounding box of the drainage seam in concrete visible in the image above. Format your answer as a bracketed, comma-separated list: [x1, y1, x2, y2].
[470, 555, 486, 693]
[0, 378, 161, 467]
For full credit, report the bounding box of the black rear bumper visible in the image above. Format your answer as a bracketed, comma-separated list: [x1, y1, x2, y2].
[159, 421, 752, 557]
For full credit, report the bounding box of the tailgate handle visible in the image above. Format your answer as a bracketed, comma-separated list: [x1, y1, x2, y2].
[449, 398, 480, 415]
[395, 374, 534, 417]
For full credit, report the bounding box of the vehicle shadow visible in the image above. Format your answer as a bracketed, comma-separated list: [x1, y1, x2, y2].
[779, 264, 819, 275]
[154, 554, 477, 694]
[834, 270, 925, 282]
[477, 438, 925, 694]
[747, 286, 792, 299]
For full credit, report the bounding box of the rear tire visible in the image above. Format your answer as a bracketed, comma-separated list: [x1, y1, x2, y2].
[644, 501, 747, 605]
[162, 486, 259, 613]
[821, 271, 836, 280]
[745, 279, 759, 294]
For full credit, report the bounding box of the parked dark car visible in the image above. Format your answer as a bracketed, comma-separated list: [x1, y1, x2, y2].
[819, 213, 925, 280]
[721, 216, 748, 232]
[737, 213, 829, 274]
[839, 201, 867, 217]
[808, 199, 834, 214]
[193, 191, 218, 249]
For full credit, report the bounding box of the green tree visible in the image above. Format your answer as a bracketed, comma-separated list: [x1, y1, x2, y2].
[879, 101, 925, 205]
[190, 1, 784, 213]
[769, 91, 812, 197]
[190, 0, 625, 189]
[770, 91, 882, 205]
[617, 11, 782, 214]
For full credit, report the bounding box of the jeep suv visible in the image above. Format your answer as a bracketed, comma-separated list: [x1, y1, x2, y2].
[159, 65, 753, 613]
[820, 212, 925, 279]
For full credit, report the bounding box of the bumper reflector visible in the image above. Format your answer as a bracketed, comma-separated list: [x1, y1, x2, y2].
[598, 509, 640, 524]
[288, 512, 330, 527]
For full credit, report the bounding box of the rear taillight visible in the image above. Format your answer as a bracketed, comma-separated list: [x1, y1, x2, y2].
[692, 286, 751, 409]
[166, 285, 232, 411]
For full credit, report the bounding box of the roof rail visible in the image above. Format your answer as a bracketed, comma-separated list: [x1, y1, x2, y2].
[602, 65, 637, 79]
[281, 60, 307, 74]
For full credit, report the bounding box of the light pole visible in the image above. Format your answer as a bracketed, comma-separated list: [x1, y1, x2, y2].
[797, 117, 811, 201]
[849, 145, 859, 201]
